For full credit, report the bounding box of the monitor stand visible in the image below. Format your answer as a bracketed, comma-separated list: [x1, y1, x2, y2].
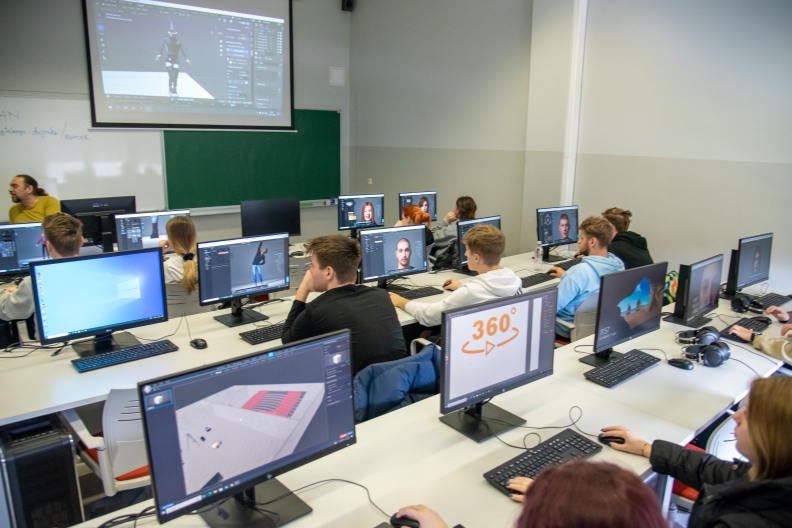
[199, 479, 311, 528]
[542, 246, 567, 263]
[662, 313, 713, 328]
[439, 401, 525, 443]
[100, 214, 115, 253]
[347, 228, 358, 239]
[578, 348, 624, 368]
[214, 299, 269, 328]
[73, 332, 141, 358]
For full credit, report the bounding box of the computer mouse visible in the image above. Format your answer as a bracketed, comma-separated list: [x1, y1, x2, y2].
[668, 358, 694, 370]
[390, 514, 420, 528]
[751, 316, 773, 326]
[289, 251, 304, 257]
[190, 338, 207, 350]
[597, 434, 626, 446]
[442, 280, 453, 290]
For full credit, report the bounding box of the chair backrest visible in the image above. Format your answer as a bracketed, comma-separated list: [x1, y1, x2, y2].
[102, 389, 147, 478]
[571, 292, 599, 342]
[166, 283, 213, 317]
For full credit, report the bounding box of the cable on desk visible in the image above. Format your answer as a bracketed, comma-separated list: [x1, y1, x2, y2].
[130, 316, 184, 342]
[97, 505, 155, 528]
[0, 341, 66, 358]
[573, 344, 593, 355]
[730, 357, 762, 377]
[253, 478, 390, 519]
[638, 348, 669, 361]
[726, 341, 780, 366]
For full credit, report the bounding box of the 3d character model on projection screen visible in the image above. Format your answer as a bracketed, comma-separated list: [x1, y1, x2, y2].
[252, 241, 268, 286]
[155, 22, 191, 97]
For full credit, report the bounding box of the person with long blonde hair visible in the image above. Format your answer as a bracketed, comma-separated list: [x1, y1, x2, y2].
[160, 216, 198, 295]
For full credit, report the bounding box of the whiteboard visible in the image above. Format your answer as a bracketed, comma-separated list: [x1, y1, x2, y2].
[0, 96, 165, 222]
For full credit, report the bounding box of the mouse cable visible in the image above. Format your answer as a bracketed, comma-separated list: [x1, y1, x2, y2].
[726, 340, 780, 366]
[573, 344, 593, 355]
[729, 357, 762, 377]
[130, 316, 184, 342]
[251, 478, 390, 519]
[184, 314, 193, 341]
[638, 348, 669, 361]
[97, 505, 156, 528]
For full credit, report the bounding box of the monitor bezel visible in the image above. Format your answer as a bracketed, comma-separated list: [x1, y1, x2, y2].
[240, 199, 301, 237]
[0, 222, 44, 276]
[138, 329, 356, 525]
[359, 224, 428, 282]
[593, 262, 669, 354]
[736, 233, 773, 290]
[398, 191, 437, 222]
[196, 232, 291, 306]
[30, 247, 168, 346]
[456, 216, 502, 266]
[675, 254, 723, 325]
[337, 193, 385, 231]
[440, 288, 557, 415]
[536, 205, 580, 248]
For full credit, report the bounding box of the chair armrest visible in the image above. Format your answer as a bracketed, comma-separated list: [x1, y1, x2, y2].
[60, 409, 105, 450]
[556, 318, 575, 330]
[410, 338, 432, 356]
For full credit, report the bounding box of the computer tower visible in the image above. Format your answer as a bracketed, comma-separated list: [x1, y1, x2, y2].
[0, 415, 83, 528]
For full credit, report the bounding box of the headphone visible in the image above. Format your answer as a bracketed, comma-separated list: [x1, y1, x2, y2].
[675, 326, 720, 346]
[731, 294, 764, 314]
[683, 341, 730, 368]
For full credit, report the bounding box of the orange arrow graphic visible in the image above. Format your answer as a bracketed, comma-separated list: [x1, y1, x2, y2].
[461, 341, 484, 354]
[485, 341, 495, 355]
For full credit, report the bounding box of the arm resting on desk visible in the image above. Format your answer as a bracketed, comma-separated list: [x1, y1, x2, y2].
[281, 300, 310, 343]
[649, 439, 750, 492]
[752, 334, 792, 364]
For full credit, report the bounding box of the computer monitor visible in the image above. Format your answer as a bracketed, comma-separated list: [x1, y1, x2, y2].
[241, 199, 301, 237]
[139, 330, 356, 528]
[30, 248, 168, 357]
[398, 191, 437, 221]
[197, 233, 290, 327]
[440, 289, 557, 442]
[61, 196, 137, 252]
[724, 233, 773, 298]
[457, 216, 501, 272]
[360, 224, 428, 289]
[536, 206, 580, 262]
[665, 254, 723, 328]
[583, 262, 669, 367]
[337, 194, 385, 236]
[115, 210, 190, 252]
[0, 222, 49, 275]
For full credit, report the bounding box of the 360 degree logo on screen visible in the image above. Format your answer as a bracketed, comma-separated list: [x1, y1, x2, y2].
[462, 307, 519, 356]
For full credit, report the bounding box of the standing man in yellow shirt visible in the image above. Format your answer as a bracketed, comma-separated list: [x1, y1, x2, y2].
[8, 175, 60, 223]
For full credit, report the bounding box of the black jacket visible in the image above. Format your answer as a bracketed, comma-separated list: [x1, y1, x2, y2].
[608, 231, 653, 269]
[651, 440, 792, 528]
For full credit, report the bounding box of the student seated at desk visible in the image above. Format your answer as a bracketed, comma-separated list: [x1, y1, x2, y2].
[396, 204, 434, 246]
[602, 376, 792, 528]
[7, 175, 61, 223]
[390, 225, 521, 327]
[549, 216, 624, 338]
[430, 196, 476, 265]
[159, 216, 198, 294]
[281, 235, 408, 375]
[601, 207, 653, 270]
[728, 320, 792, 364]
[395, 461, 666, 528]
[0, 213, 82, 323]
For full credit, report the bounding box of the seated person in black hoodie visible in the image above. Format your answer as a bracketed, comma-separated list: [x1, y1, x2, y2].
[600, 207, 653, 269]
[602, 376, 792, 528]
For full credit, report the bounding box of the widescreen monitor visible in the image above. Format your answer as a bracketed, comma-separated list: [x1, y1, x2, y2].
[30, 247, 167, 357]
[585, 262, 668, 367]
[337, 194, 384, 233]
[82, 0, 294, 129]
[536, 206, 579, 262]
[61, 196, 137, 252]
[139, 330, 356, 527]
[724, 234, 773, 297]
[666, 254, 723, 328]
[115, 209, 190, 252]
[241, 199, 301, 237]
[457, 216, 501, 269]
[0, 222, 49, 275]
[197, 233, 290, 327]
[440, 289, 557, 442]
[360, 224, 427, 288]
[398, 191, 437, 221]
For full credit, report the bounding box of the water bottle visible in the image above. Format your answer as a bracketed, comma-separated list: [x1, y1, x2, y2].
[534, 241, 543, 271]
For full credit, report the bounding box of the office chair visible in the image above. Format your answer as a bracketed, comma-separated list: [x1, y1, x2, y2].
[556, 292, 599, 344]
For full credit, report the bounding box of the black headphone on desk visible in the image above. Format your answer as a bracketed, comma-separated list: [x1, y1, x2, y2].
[731, 294, 764, 314]
[675, 326, 720, 346]
[683, 341, 731, 368]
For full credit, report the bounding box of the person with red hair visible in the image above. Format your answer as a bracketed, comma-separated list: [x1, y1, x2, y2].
[361, 201, 376, 225]
[395, 204, 434, 245]
[394, 461, 666, 528]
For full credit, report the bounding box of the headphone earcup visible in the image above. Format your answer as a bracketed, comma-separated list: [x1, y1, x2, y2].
[749, 300, 764, 314]
[676, 329, 698, 344]
[696, 326, 721, 346]
[731, 294, 751, 313]
[702, 342, 730, 367]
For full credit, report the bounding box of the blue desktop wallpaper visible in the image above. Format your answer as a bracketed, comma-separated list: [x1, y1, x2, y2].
[35, 252, 165, 340]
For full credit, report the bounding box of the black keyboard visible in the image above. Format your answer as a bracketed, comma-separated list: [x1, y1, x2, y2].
[555, 258, 582, 271]
[583, 349, 660, 388]
[387, 286, 445, 300]
[72, 340, 179, 373]
[484, 429, 601, 495]
[521, 274, 554, 288]
[754, 293, 792, 309]
[239, 322, 286, 345]
[720, 317, 771, 344]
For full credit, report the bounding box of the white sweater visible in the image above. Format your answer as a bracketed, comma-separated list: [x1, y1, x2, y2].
[405, 268, 523, 327]
[163, 255, 184, 284]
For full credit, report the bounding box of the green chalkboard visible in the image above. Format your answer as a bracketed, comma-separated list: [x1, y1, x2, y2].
[164, 109, 340, 209]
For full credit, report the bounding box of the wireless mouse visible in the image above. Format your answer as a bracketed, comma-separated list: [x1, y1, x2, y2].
[190, 338, 207, 350]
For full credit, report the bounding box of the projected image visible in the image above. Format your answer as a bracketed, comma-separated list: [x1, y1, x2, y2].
[116, 212, 190, 251]
[537, 207, 579, 246]
[360, 227, 426, 281]
[176, 383, 324, 495]
[399, 192, 437, 221]
[338, 196, 384, 230]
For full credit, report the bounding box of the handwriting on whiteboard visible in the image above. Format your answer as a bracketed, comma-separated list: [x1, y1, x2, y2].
[0, 109, 90, 140]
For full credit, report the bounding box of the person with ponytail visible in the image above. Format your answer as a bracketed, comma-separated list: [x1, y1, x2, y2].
[159, 216, 198, 295]
[8, 175, 60, 223]
[395, 204, 434, 245]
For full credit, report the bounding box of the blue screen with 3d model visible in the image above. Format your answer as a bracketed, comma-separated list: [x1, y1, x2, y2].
[33, 251, 166, 341]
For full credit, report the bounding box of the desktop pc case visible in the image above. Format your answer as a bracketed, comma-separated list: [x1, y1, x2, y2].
[0, 414, 83, 528]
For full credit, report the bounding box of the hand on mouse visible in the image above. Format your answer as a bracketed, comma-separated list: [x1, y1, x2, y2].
[442, 278, 461, 291]
[395, 505, 449, 528]
[547, 266, 564, 278]
[389, 292, 409, 310]
[506, 476, 534, 502]
[728, 325, 753, 342]
[599, 426, 651, 457]
[766, 306, 791, 323]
